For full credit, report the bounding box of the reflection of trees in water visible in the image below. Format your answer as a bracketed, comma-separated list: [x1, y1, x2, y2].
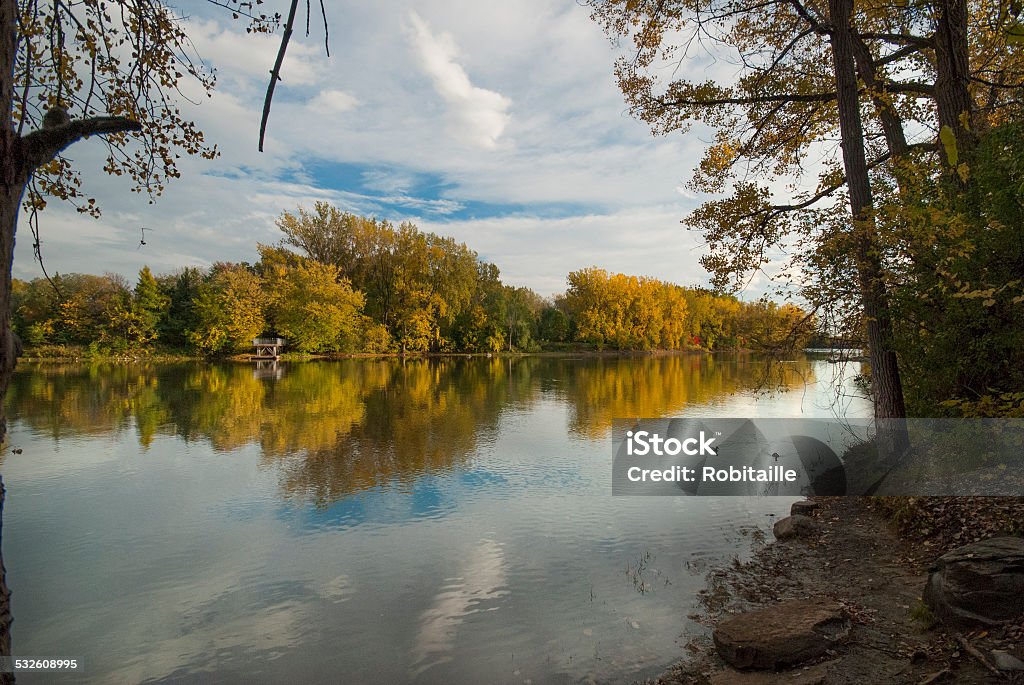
[560, 353, 817, 439]
[7, 355, 814, 503]
[7, 363, 170, 445]
[270, 358, 538, 506]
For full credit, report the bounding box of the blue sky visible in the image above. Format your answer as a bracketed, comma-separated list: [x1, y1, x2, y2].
[14, 0, 762, 298]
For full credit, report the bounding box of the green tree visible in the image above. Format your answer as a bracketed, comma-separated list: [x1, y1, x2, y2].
[260, 246, 366, 353]
[886, 121, 1024, 413]
[132, 266, 170, 345]
[538, 305, 569, 343]
[187, 265, 266, 355]
[156, 268, 204, 347]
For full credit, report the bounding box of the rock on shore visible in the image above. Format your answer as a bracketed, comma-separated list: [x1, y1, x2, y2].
[772, 514, 820, 540]
[712, 599, 850, 670]
[923, 535, 1024, 628]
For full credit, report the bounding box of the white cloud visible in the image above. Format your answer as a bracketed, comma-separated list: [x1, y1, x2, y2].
[308, 89, 360, 114]
[184, 18, 322, 90]
[405, 11, 512, 149]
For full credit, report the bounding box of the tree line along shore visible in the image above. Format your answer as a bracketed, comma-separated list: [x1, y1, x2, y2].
[12, 204, 814, 360]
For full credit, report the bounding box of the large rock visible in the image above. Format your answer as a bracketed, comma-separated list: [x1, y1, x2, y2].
[790, 500, 818, 517]
[773, 514, 821, 540]
[923, 536, 1024, 628]
[713, 599, 850, 670]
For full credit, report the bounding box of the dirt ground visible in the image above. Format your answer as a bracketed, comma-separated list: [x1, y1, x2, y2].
[646, 497, 1024, 685]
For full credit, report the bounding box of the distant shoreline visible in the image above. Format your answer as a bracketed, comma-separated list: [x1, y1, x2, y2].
[14, 346, 798, 364]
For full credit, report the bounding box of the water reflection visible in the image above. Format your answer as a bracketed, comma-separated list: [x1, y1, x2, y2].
[2, 354, 856, 685]
[411, 538, 509, 676]
[7, 355, 817, 506]
[559, 354, 811, 438]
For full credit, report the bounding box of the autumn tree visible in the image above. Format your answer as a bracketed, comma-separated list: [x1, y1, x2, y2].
[589, 0, 1023, 423]
[277, 205, 490, 352]
[187, 264, 266, 355]
[156, 268, 204, 347]
[564, 267, 693, 350]
[277, 203, 372, 274]
[258, 245, 365, 353]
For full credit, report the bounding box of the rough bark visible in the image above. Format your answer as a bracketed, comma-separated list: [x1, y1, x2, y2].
[1, 0, 21, 670]
[828, 0, 909, 453]
[933, 0, 976, 168]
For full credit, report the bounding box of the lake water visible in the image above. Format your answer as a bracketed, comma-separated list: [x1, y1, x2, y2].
[1, 354, 869, 684]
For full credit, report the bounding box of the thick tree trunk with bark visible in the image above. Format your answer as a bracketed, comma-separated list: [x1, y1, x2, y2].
[0, 114, 30, 683]
[1, 0, 25, 668]
[850, 35, 909, 159]
[934, 0, 976, 169]
[0, 149, 25, 685]
[828, 0, 909, 456]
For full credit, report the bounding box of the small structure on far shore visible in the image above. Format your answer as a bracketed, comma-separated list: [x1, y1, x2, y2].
[252, 337, 286, 359]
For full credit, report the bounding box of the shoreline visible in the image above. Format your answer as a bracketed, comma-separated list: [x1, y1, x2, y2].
[650, 497, 1023, 684]
[14, 346, 744, 364]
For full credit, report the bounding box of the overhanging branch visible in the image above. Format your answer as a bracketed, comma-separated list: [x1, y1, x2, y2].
[20, 116, 142, 174]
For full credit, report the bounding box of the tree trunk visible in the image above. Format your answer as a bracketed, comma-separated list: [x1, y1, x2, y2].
[850, 35, 909, 159]
[1, 0, 25, 655]
[828, 0, 909, 455]
[0, 150, 24, 685]
[933, 0, 976, 170]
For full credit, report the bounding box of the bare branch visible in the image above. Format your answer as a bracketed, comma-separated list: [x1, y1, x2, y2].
[659, 91, 837, 107]
[319, 0, 329, 57]
[873, 43, 922, 67]
[259, 0, 299, 152]
[855, 31, 933, 49]
[752, 142, 936, 220]
[789, 0, 831, 34]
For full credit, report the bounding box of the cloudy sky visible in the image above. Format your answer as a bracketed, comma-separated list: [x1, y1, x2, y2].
[17, 0, 741, 298]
